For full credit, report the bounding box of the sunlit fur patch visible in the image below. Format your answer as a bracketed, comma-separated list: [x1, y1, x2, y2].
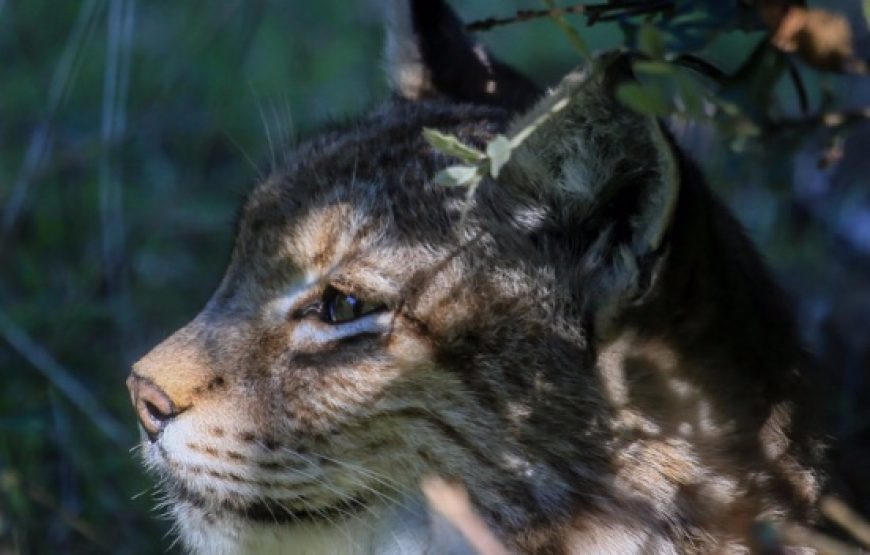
[285, 202, 367, 274]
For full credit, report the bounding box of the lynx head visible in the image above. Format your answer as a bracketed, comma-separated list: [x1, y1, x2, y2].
[127, 1, 819, 554]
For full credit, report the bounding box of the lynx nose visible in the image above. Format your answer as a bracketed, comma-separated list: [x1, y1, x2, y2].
[127, 374, 179, 441]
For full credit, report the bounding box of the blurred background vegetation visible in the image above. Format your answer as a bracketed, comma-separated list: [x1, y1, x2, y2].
[0, 1, 867, 553]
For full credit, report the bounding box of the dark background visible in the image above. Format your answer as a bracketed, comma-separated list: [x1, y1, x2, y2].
[1, 1, 868, 553]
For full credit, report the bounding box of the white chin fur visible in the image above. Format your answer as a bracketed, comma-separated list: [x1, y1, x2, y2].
[172, 497, 478, 555]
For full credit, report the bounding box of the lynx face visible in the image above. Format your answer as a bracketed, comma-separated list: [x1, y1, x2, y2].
[128, 1, 823, 554]
[132, 101, 567, 554]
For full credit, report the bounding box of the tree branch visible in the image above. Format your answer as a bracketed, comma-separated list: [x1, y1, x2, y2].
[465, 1, 674, 32]
[777, 522, 864, 554]
[822, 497, 870, 548]
[766, 108, 870, 134]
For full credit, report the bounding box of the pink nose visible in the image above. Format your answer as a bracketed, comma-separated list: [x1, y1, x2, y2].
[126, 374, 178, 441]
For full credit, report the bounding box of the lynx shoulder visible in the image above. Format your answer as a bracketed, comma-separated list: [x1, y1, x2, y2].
[127, 1, 826, 553]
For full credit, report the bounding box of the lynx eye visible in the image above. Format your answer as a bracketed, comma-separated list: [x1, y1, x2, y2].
[321, 287, 385, 324]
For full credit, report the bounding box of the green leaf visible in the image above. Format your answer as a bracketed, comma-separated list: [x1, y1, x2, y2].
[716, 99, 742, 117]
[669, 10, 712, 27]
[432, 165, 481, 188]
[616, 83, 672, 116]
[865, 0, 870, 27]
[540, 0, 590, 58]
[485, 135, 512, 178]
[632, 60, 674, 76]
[638, 24, 666, 60]
[422, 128, 484, 164]
[510, 96, 570, 149]
[721, 40, 787, 121]
[675, 73, 703, 118]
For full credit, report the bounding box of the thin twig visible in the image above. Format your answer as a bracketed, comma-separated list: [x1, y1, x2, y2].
[590, 0, 673, 24]
[0, 309, 131, 447]
[540, 0, 590, 57]
[673, 54, 727, 83]
[821, 497, 870, 548]
[777, 523, 864, 555]
[422, 477, 510, 555]
[766, 108, 870, 134]
[787, 60, 810, 115]
[466, 1, 673, 32]
[466, 5, 589, 32]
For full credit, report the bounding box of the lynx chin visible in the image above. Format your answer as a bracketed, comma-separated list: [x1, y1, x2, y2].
[128, 1, 826, 553]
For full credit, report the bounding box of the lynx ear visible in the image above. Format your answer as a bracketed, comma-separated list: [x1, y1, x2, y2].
[502, 55, 680, 316]
[384, 0, 541, 110]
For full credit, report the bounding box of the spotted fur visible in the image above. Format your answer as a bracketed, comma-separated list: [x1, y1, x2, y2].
[128, 1, 825, 553]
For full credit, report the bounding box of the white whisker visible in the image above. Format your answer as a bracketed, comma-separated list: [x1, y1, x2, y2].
[302, 448, 414, 511]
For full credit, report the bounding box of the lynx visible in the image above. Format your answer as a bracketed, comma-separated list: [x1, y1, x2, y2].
[127, 1, 825, 553]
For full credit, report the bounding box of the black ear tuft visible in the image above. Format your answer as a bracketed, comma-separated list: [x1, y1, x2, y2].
[385, 0, 541, 111]
[598, 51, 637, 95]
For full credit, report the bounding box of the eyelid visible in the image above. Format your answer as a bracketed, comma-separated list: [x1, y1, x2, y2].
[263, 281, 319, 323]
[290, 282, 350, 320]
[328, 270, 401, 305]
[289, 310, 393, 345]
[323, 281, 358, 300]
[324, 282, 390, 310]
[292, 301, 323, 320]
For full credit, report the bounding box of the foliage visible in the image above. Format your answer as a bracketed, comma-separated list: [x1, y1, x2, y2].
[438, 1, 869, 182]
[424, 94, 569, 223]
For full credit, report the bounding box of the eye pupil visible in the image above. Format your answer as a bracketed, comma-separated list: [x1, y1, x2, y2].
[320, 287, 386, 324]
[329, 294, 357, 322]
